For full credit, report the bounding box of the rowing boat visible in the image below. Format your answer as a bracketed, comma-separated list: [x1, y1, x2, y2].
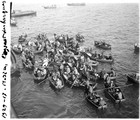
[104, 85, 125, 104]
[94, 41, 111, 50]
[12, 44, 23, 55]
[33, 68, 47, 84]
[127, 73, 139, 84]
[49, 76, 64, 90]
[94, 58, 114, 63]
[85, 92, 107, 109]
[81, 51, 114, 63]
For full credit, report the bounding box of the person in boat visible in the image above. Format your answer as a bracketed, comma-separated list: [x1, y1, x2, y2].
[17, 44, 22, 51]
[79, 62, 86, 75]
[63, 64, 71, 80]
[87, 80, 94, 99]
[104, 75, 111, 88]
[101, 51, 104, 59]
[104, 72, 109, 82]
[42, 57, 49, 68]
[94, 51, 97, 58]
[36, 69, 42, 78]
[114, 88, 123, 100]
[56, 77, 62, 88]
[109, 68, 116, 77]
[109, 81, 115, 93]
[52, 71, 62, 88]
[99, 97, 106, 106]
[86, 64, 93, 75]
[99, 68, 106, 79]
[108, 54, 112, 60]
[37, 43, 42, 51]
[102, 42, 105, 46]
[92, 69, 99, 81]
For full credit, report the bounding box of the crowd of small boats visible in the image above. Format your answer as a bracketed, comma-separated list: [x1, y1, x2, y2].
[11, 33, 139, 111]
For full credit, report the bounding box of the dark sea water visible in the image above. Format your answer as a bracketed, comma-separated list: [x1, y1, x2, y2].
[11, 3, 139, 118]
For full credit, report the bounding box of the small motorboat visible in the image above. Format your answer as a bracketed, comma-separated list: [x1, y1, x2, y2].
[33, 67, 47, 84]
[49, 76, 64, 90]
[127, 73, 139, 84]
[94, 41, 111, 50]
[104, 84, 125, 104]
[85, 92, 107, 110]
[11, 44, 23, 54]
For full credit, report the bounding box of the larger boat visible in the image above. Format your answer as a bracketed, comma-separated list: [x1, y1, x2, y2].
[12, 10, 36, 17]
[43, 5, 56, 9]
[67, 3, 86, 6]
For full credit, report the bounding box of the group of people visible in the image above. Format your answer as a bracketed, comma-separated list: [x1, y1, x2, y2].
[38, 33, 99, 87]
[92, 51, 113, 60]
[103, 68, 123, 100]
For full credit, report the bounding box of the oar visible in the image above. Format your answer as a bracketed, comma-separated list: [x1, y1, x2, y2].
[70, 76, 78, 88]
[93, 84, 133, 93]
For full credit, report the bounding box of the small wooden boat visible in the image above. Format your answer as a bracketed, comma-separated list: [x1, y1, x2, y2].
[85, 92, 107, 109]
[94, 41, 111, 50]
[12, 44, 22, 54]
[18, 34, 27, 42]
[49, 76, 64, 90]
[22, 56, 34, 70]
[22, 59, 34, 70]
[93, 58, 114, 63]
[33, 68, 47, 84]
[85, 60, 99, 67]
[104, 85, 125, 104]
[76, 34, 84, 43]
[127, 73, 139, 84]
